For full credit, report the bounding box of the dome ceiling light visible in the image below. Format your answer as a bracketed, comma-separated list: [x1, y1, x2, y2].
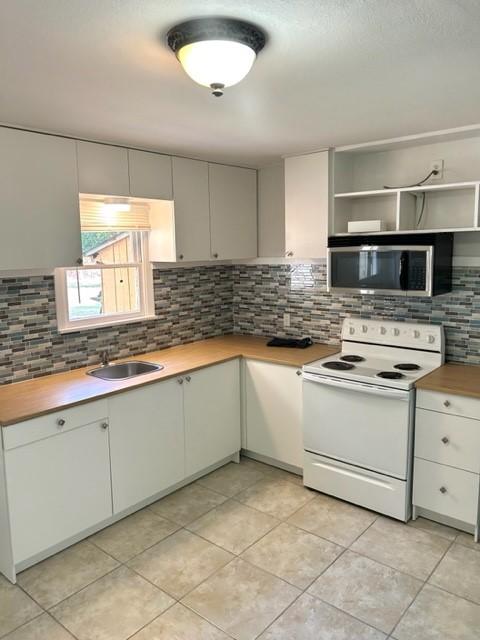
[167, 17, 266, 97]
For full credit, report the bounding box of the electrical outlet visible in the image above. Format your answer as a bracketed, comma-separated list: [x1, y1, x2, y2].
[283, 312, 290, 328]
[430, 159, 444, 180]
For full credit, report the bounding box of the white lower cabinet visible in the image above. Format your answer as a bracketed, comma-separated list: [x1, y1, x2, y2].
[108, 379, 185, 513]
[413, 390, 480, 541]
[4, 414, 112, 567]
[0, 358, 243, 582]
[184, 360, 240, 476]
[244, 359, 303, 468]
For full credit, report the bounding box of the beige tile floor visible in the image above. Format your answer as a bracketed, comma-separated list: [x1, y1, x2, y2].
[2, 456, 480, 640]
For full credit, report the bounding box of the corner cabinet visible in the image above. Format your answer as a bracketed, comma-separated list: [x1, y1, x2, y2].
[76, 140, 130, 196]
[0, 127, 82, 271]
[243, 360, 304, 469]
[284, 150, 331, 259]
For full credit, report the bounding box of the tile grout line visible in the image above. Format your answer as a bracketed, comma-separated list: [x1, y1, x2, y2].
[389, 533, 456, 637]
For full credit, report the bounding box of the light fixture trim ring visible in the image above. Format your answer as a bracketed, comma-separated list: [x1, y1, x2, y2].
[167, 17, 266, 57]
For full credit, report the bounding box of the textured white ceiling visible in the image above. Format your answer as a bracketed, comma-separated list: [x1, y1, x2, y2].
[1, 0, 480, 166]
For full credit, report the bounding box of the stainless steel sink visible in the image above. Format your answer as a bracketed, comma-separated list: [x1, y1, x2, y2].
[87, 361, 164, 381]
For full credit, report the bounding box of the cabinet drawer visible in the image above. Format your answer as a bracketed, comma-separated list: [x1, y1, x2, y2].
[415, 409, 480, 473]
[417, 390, 480, 421]
[413, 458, 479, 524]
[2, 400, 109, 450]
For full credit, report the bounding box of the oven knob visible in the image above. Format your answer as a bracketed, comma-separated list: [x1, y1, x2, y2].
[411, 330, 420, 339]
[427, 335, 435, 344]
[362, 325, 368, 333]
[349, 326, 355, 335]
[380, 326, 386, 335]
[391, 328, 400, 336]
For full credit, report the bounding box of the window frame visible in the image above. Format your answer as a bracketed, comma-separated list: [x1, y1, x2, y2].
[54, 232, 155, 334]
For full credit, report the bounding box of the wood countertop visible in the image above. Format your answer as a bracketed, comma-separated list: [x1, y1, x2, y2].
[0, 335, 339, 426]
[416, 363, 480, 400]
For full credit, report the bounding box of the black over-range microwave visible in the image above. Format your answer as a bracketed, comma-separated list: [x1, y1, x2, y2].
[327, 233, 453, 297]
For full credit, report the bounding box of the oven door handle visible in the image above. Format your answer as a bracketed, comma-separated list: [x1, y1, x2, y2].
[302, 372, 410, 400]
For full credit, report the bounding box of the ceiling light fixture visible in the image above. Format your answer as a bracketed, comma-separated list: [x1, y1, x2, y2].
[167, 17, 266, 97]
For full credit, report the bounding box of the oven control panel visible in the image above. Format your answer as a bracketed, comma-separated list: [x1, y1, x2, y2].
[342, 318, 444, 352]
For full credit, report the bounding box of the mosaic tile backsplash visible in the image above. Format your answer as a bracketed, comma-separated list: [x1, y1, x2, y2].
[0, 266, 232, 384]
[233, 264, 480, 365]
[1, 263, 479, 384]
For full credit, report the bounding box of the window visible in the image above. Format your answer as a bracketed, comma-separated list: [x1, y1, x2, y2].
[55, 196, 155, 333]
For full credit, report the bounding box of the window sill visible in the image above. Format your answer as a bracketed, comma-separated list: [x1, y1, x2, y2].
[57, 314, 158, 335]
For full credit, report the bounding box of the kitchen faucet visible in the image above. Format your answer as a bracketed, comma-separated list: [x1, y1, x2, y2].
[100, 350, 110, 367]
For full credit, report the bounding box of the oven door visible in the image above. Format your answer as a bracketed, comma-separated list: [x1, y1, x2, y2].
[302, 373, 413, 479]
[328, 245, 432, 296]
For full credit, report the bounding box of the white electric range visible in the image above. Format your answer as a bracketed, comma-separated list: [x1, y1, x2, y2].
[302, 318, 444, 521]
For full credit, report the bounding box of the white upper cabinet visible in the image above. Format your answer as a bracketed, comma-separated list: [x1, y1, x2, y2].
[0, 127, 82, 271]
[285, 150, 331, 259]
[128, 149, 173, 200]
[183, 360, 241, 476]
[76, 141, 130, 196]
[172, 157, 211, 261]
[209, 163, 257, 260]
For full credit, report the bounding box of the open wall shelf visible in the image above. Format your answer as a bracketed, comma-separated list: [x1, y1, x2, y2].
[331, 131, 480, 236]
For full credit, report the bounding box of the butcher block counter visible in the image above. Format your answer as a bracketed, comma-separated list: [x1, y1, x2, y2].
[416, 363, 480, 400]
[0, 335, 338, 426]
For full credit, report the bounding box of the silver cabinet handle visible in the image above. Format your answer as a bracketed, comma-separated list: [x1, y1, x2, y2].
[101, 422, 109, 430]
[57, 418, 66, 427]
[296, 370, 302, 376]
[185, 375, 191, 382]
[441, 436, 449, 444]
[443, 400, 451, 407]
[439, 486, 447, 494]
[177, 378, 184, 385]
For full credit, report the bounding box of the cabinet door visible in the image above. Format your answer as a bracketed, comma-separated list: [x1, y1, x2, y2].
[184, 361, 241, 476]
[171, 157, 211, 262]
[76, 141, 130, 196]
[245, 360, 303, 468]
[0, 128, 81, 270]
[5, 421, 112, 563]
[109, 379, 184, 513]
[209, 164, 257, 260]
[258, 164, 286, 257]
[285, 150, 330, 259]
[128, 149, 173, 200]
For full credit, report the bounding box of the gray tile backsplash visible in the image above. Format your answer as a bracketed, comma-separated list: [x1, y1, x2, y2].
[233, 263, 480, 365]
[1, 262, 479, 384]
[0, 266, 232, 384]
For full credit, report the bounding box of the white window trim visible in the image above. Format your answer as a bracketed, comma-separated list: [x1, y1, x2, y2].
[54, 246, 155, 334]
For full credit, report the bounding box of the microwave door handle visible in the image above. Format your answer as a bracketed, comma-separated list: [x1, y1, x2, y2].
[399, 251, 409, 291]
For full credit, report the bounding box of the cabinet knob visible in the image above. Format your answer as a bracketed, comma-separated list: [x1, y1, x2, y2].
[443, 400, 451, 407]
[101, 422, 109, 430]
[177, 378, 184, 385]
[185, 375, 191, 382]
[76, 258, 83, 266]
[441, 436, 449, 444]
[212, 253, 219, 259]
[178, 254, 184, 260]
[286, 251, 293, 257]
[56, 418, 66, 427]
[439, 486, 447, 494]
[296, 370, 302, 376]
